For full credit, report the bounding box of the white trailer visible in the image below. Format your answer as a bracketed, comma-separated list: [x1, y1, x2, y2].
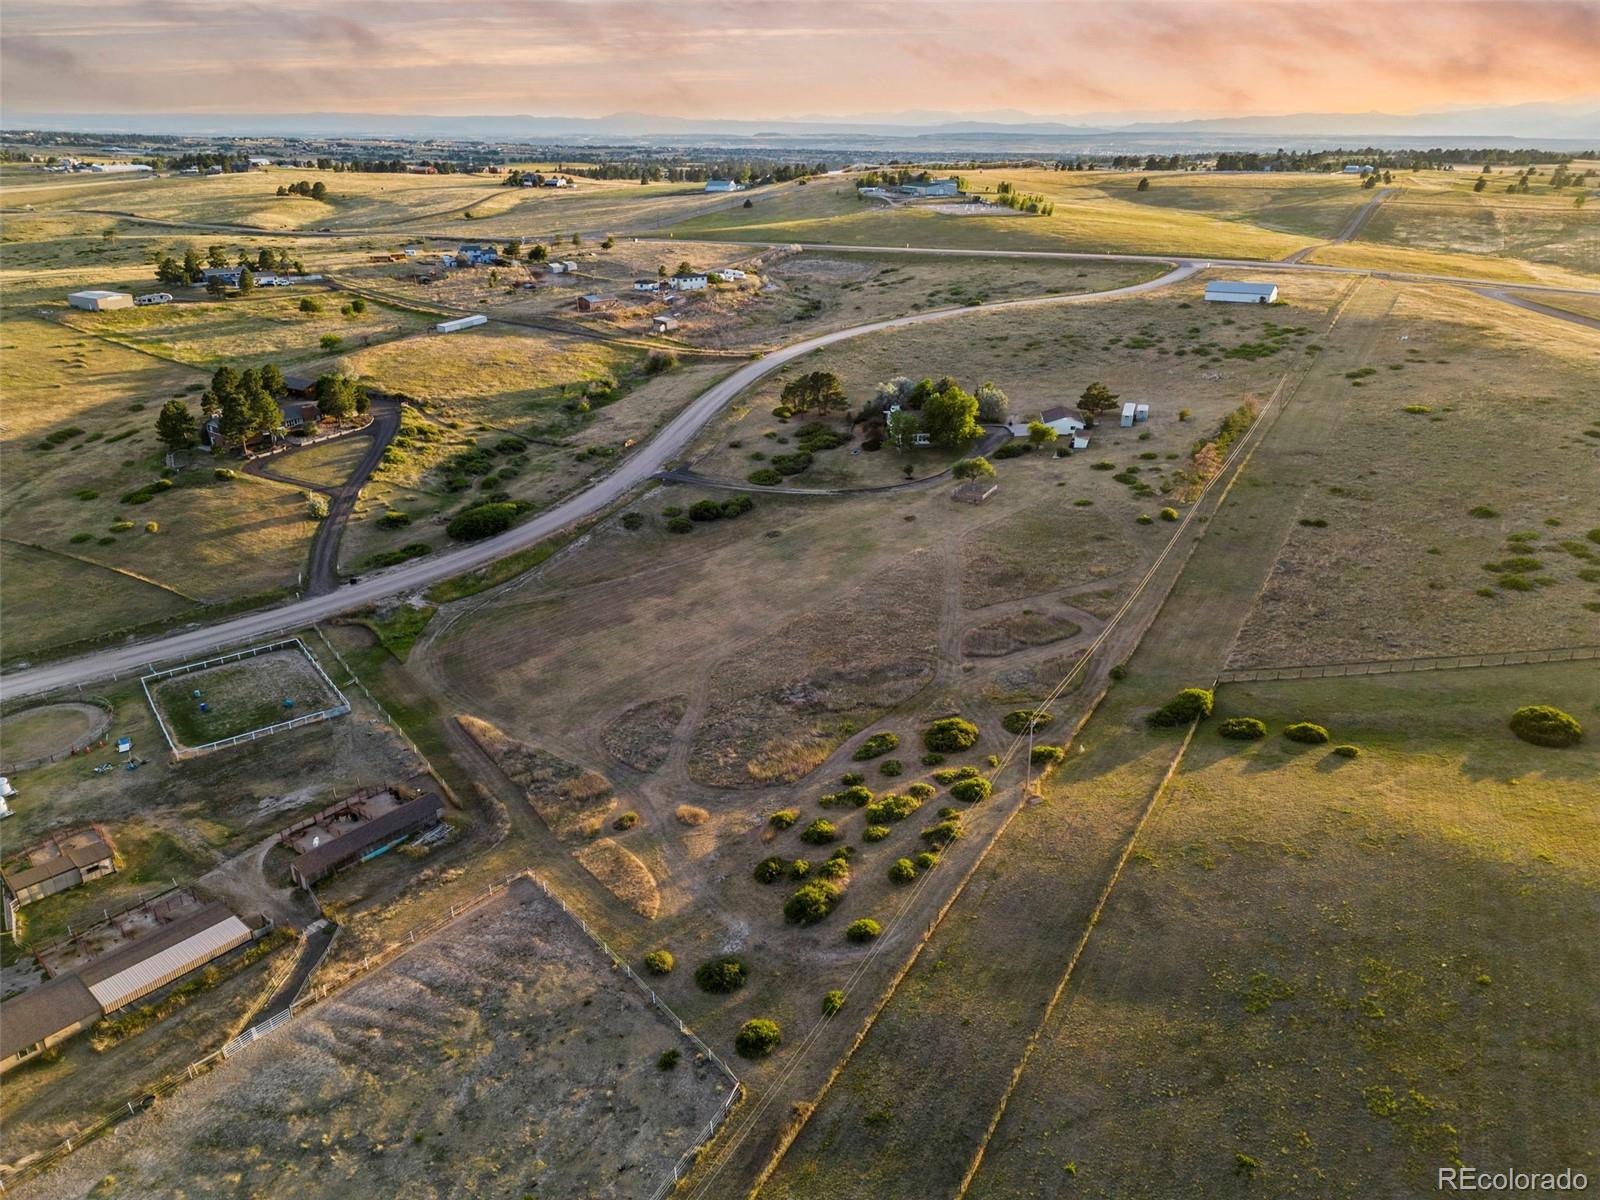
[1135, 404, 1149, 422]
[436, 314, 488, 334]
[1120, 402, 1137, 428]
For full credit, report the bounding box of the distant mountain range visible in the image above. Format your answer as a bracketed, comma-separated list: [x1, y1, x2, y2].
[5, 102, 1596, 151]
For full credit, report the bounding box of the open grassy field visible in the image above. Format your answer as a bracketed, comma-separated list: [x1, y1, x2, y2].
[267, 434, 373, 490]
[21, 880, 738, 1200]
[961, 662, 1599, 1199]
[1230, 285, 1600, 667]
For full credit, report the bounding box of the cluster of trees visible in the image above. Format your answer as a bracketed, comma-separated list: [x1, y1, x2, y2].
[855, 168, 966, 190]
[1360, 169, 1396, 189]
[993, 181, 1054, 214]
[779, 371, 848, 417]
[872, 376, 984, 451]
[154, 244, 304, 287]
[276, 179, 328, 200]
[155, 365, 368, 453]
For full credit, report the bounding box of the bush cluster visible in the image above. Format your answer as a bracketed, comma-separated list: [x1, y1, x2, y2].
[1509, 705, 1583, 748]
[862, 824, 891, 842]
[1331, 744, 1361, 759]
[863, 793, 923, 824]
[446, 500, 531, 541]
[852, 731, 900, 760]
[769, 809, 798, 829]
[785, 880, 842, 924]
[846, 919, 881, 944]
[643, 950, 674, 975]
[799, 819, 838, 845]
[888, 858, 918, 884]
[1031, 744, 1065, 766]
[878, 758, 903, 777]
[822, 990, 845, 1017]
[735, 1019, 782, 1058]
[819, 784, 873, 809]
[1283, 722, 1330, 744]
[921, 819, 962, 849]
[694, 955, 747, 993]
[949, 777, 992, 804]
[923, 717, 980, 753]
[1147, 687, 1214, 727]
[746, 467, 783, 485]
[932, 765, 980, 785]
[905, 781, 936, 800]
[1001, 709, 1054, 735]
[753, 856, 788, 883]
[689, 495, 755, 522]
[1218, 717, 1267, 740]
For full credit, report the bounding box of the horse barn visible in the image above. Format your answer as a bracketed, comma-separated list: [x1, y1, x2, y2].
[1, 826, 117, 907]
[0, 902, 259, 1073]
[1204, 280, 1280, 304]
[283, 789, 445, 889]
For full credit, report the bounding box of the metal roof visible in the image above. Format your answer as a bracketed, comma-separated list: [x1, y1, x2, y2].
[67, 290, 129, 301]
[0, 975, 99, 1061]
[1205, 280, 1278, 295]
[85, 911, 251, 1011]
[291, 794, 443, 886]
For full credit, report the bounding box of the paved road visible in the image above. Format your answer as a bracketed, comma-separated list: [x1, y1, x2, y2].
[0, 263, 1200, 700]
[1473, 287, 1600, 331]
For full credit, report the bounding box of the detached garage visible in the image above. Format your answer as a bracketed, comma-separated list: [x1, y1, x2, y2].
[1204, 280, 1279, 305]
[67, 290, 135, 311]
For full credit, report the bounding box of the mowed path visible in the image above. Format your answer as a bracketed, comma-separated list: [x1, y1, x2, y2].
[744, 280, 1393, 1200]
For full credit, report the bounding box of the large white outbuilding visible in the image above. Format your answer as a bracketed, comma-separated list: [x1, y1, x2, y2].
[436, 314, 489, 333]
[1204, 281, 1279, 305]
[67, 290, 135, 311]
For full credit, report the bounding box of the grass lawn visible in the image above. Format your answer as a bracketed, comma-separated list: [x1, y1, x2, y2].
[148, 646, 343, 749]
[964, 663, 1599, 1198]
[269, 434, 372, 490]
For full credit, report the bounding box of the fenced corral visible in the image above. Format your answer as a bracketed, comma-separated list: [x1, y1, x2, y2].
[1218, 643, 1600, 684]
[140, 638, 351, 758]
[0, 869, 740, 1196]
[0, 697, 114, 772]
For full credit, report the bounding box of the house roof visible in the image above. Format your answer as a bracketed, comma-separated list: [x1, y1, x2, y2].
[2, 831, 114, 893]
[291, 794, 443, 883]
[78, 903, 243, 991]
[67, 290, 129, 302]
[0, 974, 100, 1061]
[1039, 406, 1084, 425]
[83, 905, 252, 1011]
[580, 293, 610, 303]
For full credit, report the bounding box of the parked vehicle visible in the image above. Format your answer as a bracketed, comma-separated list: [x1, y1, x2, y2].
[135, 292, 174, 306]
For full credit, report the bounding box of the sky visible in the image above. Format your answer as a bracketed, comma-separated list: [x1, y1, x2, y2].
[2, 0, 1597, 121]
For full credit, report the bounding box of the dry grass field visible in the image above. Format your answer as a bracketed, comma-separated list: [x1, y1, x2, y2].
[961, 662, 1599, 1199]
[19, 881, 737, 1200]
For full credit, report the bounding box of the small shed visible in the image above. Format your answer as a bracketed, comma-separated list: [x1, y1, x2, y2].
[1204, 280, 1279, 305]
[651, 315, 679, 334]
[67, 290, 134, 311]
[1120, 402, 1137, 427]
[576, 294, 613, 312]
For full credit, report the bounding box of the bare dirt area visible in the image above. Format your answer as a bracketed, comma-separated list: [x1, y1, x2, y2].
[962, 607, 1086, 657]
[1230, 286, 1600, 667]
[0, 702, 108, 768]
[602, 694, 690, 771]
[17, 880, 735, 1200]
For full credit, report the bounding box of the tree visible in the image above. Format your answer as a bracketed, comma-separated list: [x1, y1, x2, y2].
[205, 276, 228, 298]
[676, 260, 695, 276]
[276, 184, 288, 196]
[527, 243, 547, 262]
[1027, 420, 1058, 447]
[206, 245, 228, 268]
[1474, 177, 1487, 192]
[257, 363, 287, 399]
[237, 267, 255, 294]
[181, 247, 204, 283]
[502, 238, 522, 259]
[314, 373, 362, 421]
[310, 181, 327, 201]
[1137, 177, 1151, 192]
[155, 255, 186, 286]
[952, 456, 996, 481]
[1077, 381, 1120, 425]
[921, 383, 981, 448]
[885, 409, 921, 452]
[781, 370, 847, 417]
[256, 248, 274, 270]
[601, 235, 615, 249]
[154, 399, 196, 453]
[974, 381, 1009, 423]
[241, 371, 283, 444]
[571, 232, 582, 246]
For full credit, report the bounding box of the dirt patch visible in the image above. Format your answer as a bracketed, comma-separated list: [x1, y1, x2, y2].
[688, 548, 943, 788]
[0, 703, 108, 769]
[601, 694, 689, 772]
[960, 509, 1139, 609]
[981, 654, 1089, 705]
[963, 610, 1083, 657]
[18, 882, 733, 1200]
[456, 714, 616, 836]
[573, 837, 661, 919]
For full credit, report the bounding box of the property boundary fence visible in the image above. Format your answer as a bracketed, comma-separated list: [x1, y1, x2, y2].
[138, 637, 352, 758]
[1, 869, 739, 1196]
[1217, 644, 1599, 684]
[0, 696, 114, 772]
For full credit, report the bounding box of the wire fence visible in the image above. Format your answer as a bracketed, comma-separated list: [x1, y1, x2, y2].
[1, 868, 739, 1197]
[1218, 644, 1599, 683]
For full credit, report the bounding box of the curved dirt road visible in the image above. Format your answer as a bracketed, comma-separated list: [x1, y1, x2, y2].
[1, 263, 1200, 700]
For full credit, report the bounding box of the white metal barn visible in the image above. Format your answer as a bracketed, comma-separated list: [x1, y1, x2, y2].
[67, 290, 135, 311]
[1204, 281, 1279, 305]
[436, 314, 489, 333]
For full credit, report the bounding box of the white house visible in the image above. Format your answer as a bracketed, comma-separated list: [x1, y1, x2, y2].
[633, 278, 662, 292]
[1204, 280, 1279, 305]
[711, 268, 747, 282]
[67, 290, 134, 311]
[669, 273, 708, 291]
[1342, 164, 1374, 175]
[1069, 430, 1090, 450]
[704, 179, 743, 193]
[1006, 405, 1086, 439]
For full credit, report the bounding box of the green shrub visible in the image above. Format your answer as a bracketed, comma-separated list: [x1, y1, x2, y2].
[924, 717, 979, 753]
[747, 467, 782, 486]
[769, 809, 799, 829]
[770, 451, 813, 476]
[1147, 687, 1214, 727]
[1283, 721, 1330, 744]
[889, 858, 918, 884]
[905, 782, 936, 800]
[914, 851, 938, 871]
[109, 521, 134, 533]
[822, 990, 845, 1017]
[862, 824, 891, 842]
[817, 856, 850, 880]
[1001, 709, 1054, 735]
[1331, 744, 1361, 759]
[689, 499, 725, 522]
[663, 516, 691, 533]
[720, 495, 755, 518]
[1159, 507, 1179, 521]
[846, 919, 881, 943]
[840, 771, 864, 785]
[799, 819, 838, 845]
[921, 820, 962, 849]
[694, 955, 747, 993]
[753, 856, 788, 883]
[818, 785, 872, 808]
[144, 521, 159, 534]
[853, 731, 899, 760]
[933, 765, 980, 785]
[994, 440, 1032, 459]
[949, 777, 992, 803]
[784, 880, 841, 924]
[620, 512, 644, 530]
[920, 752, 945, 766]
[446, 501, 527, 541]
[69, 532, 93, 544]
[1091, 460, 1116, 470]
[1468, 505, 1498, 518]
[643, 950, 675, 975]
[789, 859, 812, 878]
[1031, 744, 1065, 766]
[1218, 717, 1267, 740]
[1509, 705, 1583, 748]
[1136, 514, 1153, 525]
[657, 1048, 680, 1070]
[863, 793, 923, 823]
[878, 758, 903, 777]
[613, 810, 638, 830]
[377, 510, 412, 529]
[736, 1018, 782, 1058]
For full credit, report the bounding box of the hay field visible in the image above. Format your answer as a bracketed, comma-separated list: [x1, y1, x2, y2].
[962, 662, 1599, 1199]
[1231, 286, 1600, 667]
[20, 882, 737, 1200]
